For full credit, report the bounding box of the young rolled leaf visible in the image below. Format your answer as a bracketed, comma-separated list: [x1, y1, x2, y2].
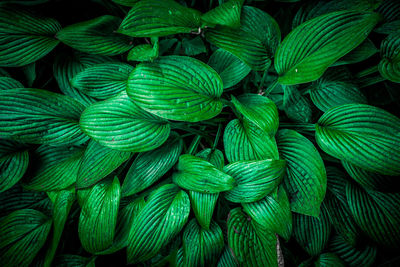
[378, 31, 400, 83]
[0, 209, 52, 266]
[23, 145, 85, 191]
[80, 91, 170, 152]
[71, 62, 134, 100]
[78, 177, 121, 254]
[277, 129, 327, 217]
[223, 119, 279, 163]
[0, 140, 29, 192]
[275, 11, 381, 85]
[127, 55, 223, 122]
[57, 15, 133, 56]
[173, 154, 235, 193]
[0, 6, 61, 67]
[242, 186, 292, 241]
[201, 0, 243, 28]
[223, 159, 286, 203]
[205, 6, 281, 71]
[76, 140, 131, 189]
[118, 0, 202, 37]
[315, 104, 400, 176]
[122, 132, 183, 196]
[182, 219, 224, 266]
[232, 94, 279, 135]
[0, 88, 88, 146]
[0, 77, 24, 90]
[208, 49, 251, 89]
[227, 207, 277, 266]
[127, 184, 190, 263]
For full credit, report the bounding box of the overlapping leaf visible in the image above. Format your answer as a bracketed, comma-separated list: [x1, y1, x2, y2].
[333, 38, 378, 66]
[217, 246, 239, 267]
[127, 55, 223, 122]
[0, 88, 88, 145]
[315, 104, 400, 176]
[378, 31, 400, 83]
[283, 86, 313, 123]
[201, 0, 243, 28]
[127, 38, 159, 62]
[0, 77, 23, 90]
[80, 91, 170, 152]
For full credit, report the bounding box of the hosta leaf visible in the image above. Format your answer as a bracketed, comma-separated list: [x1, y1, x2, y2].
[0, 88, 88, 145]
[308, 68, 367, 112]
[53, 52, 114, 106]
[275, 11, 380, 85]
[196, 148, 224, 170]
[182, 219, 224, 266]
[208, 49, 251, 89]
[23, 145, 85, 191]
[283, 86, 313, 123]
[77, 140, 131, 189]
[293, 204, 331, 256]
[242, 186, 292, 241]
[112, 0, 138, 6]
[0, 77, 23, 90]
[118, 0, 202, 37]
[0, 209, 52, 266]
[277, 129, 327, 217]
[205, 6, 280, 71]
[217, 246, 239, 267]
[333, 38, 378, 66]
[315, 104, 400, 176]
[201, 0, 243, 28]
[329, 234, 377, 267]
[127, 55, 223, 122]
[128, 38, 159, 62]
[378, 31, 400, 83]
[127, 184, 190, 263]
[80, 91, 170, 152]
[0, 140, 29, 192]
[223, 119, 279, 163]
[232, 94, 279, 135]
[181, 36, 206, 56]
[227, 207, 277, 267]
[0, 6, 60, 67]
[57, 15, 132, 56]
[315, 253, 345, 267]
[78, 177, 121, 254]
[173, 154, 235, 193]
[54, 254, 96, 267]
[223, 159, 286, 203]
[374, 19, 400, 35]
[346, 182, 400, 247]
[122, 132, 182, 196]
[376, 0, 400, 22]
[71, 62, 133, 100]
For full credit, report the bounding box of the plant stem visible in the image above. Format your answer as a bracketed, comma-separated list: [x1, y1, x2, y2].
[187, 133, 203, 155]
[170, 122, 212, 145]
[355, 65, 379, 78]
[257, 70, 268, 93]
[212, 124, 223, 150]
[261, 79, 279, 96]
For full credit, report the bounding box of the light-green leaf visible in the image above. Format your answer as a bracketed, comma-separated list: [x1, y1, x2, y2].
[201, 0, 243, 28]
[127, 38, 159, 62]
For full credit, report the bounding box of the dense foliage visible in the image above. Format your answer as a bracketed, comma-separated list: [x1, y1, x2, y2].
[0, 0, 400, 266]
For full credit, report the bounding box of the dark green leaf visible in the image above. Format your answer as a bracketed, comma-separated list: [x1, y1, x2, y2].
[0, 77, 24, 90]
[378, 31, 400, 83]
[315, 253, 345, 267]
[201, 0, 243, 28]
[333, 38, 378, 66]
[181, 36, 206, 56]
[112, 0, 138, 6]
[54, 254, 96, 267]
[283, 86, 313, 123]
[217, 246, 239, 267]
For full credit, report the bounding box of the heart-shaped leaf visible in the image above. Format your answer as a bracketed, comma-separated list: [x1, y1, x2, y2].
[80, 91, 171, 152]
[127, 55, 223, 122]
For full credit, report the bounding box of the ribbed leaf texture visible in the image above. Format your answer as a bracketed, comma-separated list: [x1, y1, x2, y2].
[0, 77, 24, 90]
[201, 0, 243, 28]
[333, 38, 378, 66]
[378, 31, 400, 83]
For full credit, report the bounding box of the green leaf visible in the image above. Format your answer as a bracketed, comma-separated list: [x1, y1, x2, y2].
[182, 219, 224, 266]
[122, 132, 183, 196]
[205, 6, 280, 71]
[223, 119, 279, 163]
[333, 38, 378, 66]
[118, 0, 202, 37]
[242, 186, 292, 241]
[57, 15, 132, 56]
[378, 31, 400, 83]
[71, 62, 134, 100]
[275, 11, 380, 85]
[283, 85, 313, 123]
[346, 182, 400, 247]
[277, 129, 327, 217]
[217, 246, 239, 267]
[80, 91, 170, 152]
[315, 253, 345, 267]
[0, 77, 24, 90]
[173, 154, 235, 193]
[127, 184, 190, 263]
[0, 6, 61, 67]
[208, 49, 251, 89]
[0, 88, 88, 146]
[112, 0, 138, 6]
[293, 203, 331, 256]
[23, 145, 85, 191]
[376, 0, 400, 22]
[22, 62, 36, 87]
[127, 55, 223, 122]
[127, 38, 159, 62]
[77, 140, 131, 189]
[315, 104, 400, 176]
[0, 140, 29, 192]
[374, 19, 400, 35]
[201, 0, 243, 28]
[196, 148, 225, 170]
[78, 177, 121, 254]
[308, 68, 367, 112]
[0, 209, 52, 266]
[227, 207, 277, 267]
[181, 36, 206, 56]
[231, 94, 279, 135]
[223, 159, 286, 203]
[54, 254, 96, 267]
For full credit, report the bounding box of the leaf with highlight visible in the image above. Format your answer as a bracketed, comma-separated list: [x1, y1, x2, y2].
[201, 0, 243, 28]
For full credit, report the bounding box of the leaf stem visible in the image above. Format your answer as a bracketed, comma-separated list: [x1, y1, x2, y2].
[257, 70, 268, 93]
[212, 123, 223, 150]
[260, 79, 279, 96]
[170, 123, 212, 145]
[355, 65, 379, 78]
[187, 133, 203, 155]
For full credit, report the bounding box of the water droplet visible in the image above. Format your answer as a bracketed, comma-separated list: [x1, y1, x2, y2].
[168, 10, 172, 15]
[295, 69, 298, 72]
